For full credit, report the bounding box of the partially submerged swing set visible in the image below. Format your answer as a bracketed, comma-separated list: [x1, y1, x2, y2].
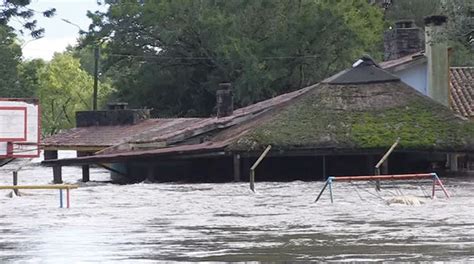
[314, 138, 450, 203]
[314, 173, 450, 203]
[248, 138, 451, 204]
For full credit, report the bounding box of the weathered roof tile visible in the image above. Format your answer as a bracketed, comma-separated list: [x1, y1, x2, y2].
[450, 67, 474, 118]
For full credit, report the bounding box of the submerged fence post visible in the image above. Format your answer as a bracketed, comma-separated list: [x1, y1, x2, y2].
[374, 137, 400, 191]
[432, 176, 436, 199]
[328, 177, 334, 204]
[250, 145, 272, 192]
[66, 188, 70, 208]
[315, 179, 330, 203]
[12, 171, 19, 196]
[433, 173, 450, 198]
[59, 189, 63, 208]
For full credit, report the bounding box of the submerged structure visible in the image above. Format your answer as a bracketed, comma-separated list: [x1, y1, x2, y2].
[42, 54, 474, 183]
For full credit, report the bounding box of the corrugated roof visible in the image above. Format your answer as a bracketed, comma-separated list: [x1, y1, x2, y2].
[42, 85, 312, 151]
[42, 139, 230, 166]
[41, 118, 203, 149]
[450, 67, 474, 118]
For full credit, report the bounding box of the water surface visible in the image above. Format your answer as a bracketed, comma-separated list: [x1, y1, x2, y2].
[1, 154, 473, 262]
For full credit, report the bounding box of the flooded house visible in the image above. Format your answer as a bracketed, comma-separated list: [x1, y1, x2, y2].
[42, 59, 474, 183]
[381, 15, 474, 171]
[42, 15, 474, 183]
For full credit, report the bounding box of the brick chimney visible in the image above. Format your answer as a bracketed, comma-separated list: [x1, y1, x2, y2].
[384, 20, 424, 61]
[76, 102, 150, 127]
[425, 15, 449, 107]
[216, 83, 233, 118]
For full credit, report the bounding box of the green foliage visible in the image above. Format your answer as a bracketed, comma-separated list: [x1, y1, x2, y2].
[1, 0, 55, 38]
[17, 58, 45, 97]
[384, 0, 473, 66]
[37, 53, 113, 135]
[87, 0, 384, 117]
[384, 0, 441, 28]
[442, 0, 474, 65]
[0, 25, 22, 97]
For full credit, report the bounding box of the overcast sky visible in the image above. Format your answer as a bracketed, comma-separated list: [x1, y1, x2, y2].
[11, 0, 106, 60]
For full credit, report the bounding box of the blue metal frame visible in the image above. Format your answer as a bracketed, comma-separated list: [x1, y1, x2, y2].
[59, 189, 63, 208]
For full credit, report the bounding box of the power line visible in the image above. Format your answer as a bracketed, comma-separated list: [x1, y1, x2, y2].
[106, 53, 321, 60]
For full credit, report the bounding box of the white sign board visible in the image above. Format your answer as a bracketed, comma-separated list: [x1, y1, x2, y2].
[0, 99, 40, 158]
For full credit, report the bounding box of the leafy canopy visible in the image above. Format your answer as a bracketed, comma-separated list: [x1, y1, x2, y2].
[87, 0, 384, 117]
[1, 0, 55, 38]
[0, 24, 24, 97]
[385, 0, 473, 66]
[38, 53, 113, 135]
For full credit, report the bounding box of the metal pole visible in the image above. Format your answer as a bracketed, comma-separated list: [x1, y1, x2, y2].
[374, 137, 400, 191]
[59, 189, 63, 208]
[66, 188, 70, 208]
[375, 137, 400, 169]
[328, 177, 334, 204]
[93, 45, 99, 110]
[13, 171, 19, 196]
[249, 145, 272, 192]
[434, 174, 450, 198]
[250, 170, 255, 192]
[314, 180, 329, 203]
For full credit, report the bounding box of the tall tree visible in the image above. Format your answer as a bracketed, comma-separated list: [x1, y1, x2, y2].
[17, 58, 45, 97]
[1, 0, 55, 38]
[0, 25, 21, 97]
[88, 0, 384, 117]
[384, 0, 473, 66]
[38, 53, 113, 135]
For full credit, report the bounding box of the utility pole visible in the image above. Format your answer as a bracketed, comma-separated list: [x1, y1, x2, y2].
[93, 45, 99, 110]
[61, 18, 100, 111]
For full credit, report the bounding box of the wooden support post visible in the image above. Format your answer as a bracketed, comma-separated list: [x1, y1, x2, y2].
[367, 155, 374, 175]
[322, 155, 327, 180]
[381, 159, 389, 174]
[12, 171, 19, 196]
[53, 166, 63, 184]
[250, 145, 272, 192]
[233, 154, 241, 182]
[82, 165, 90, 182]
[374, 138, 399, 191]
[448, 153, 459, 172]
[146, 165, 155, 182]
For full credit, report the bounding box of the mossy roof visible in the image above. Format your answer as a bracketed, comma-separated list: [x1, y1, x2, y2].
[227, 80, 474, 152]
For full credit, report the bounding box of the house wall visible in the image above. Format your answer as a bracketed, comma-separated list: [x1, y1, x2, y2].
[396, 63, 428, 95]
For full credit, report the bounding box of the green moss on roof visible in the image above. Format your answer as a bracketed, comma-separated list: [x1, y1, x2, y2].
[229, 82, 474, 152]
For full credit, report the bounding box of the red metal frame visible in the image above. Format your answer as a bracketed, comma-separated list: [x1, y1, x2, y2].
[0, 98, 40, 158]
[0, 106, 27, 142]
[331, 173, 433, 182]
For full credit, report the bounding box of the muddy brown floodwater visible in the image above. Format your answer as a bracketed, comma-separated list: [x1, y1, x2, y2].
[1, 152, 473, 263]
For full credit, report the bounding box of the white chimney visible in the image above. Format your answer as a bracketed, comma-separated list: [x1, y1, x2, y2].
[424, 15, 449, 107]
